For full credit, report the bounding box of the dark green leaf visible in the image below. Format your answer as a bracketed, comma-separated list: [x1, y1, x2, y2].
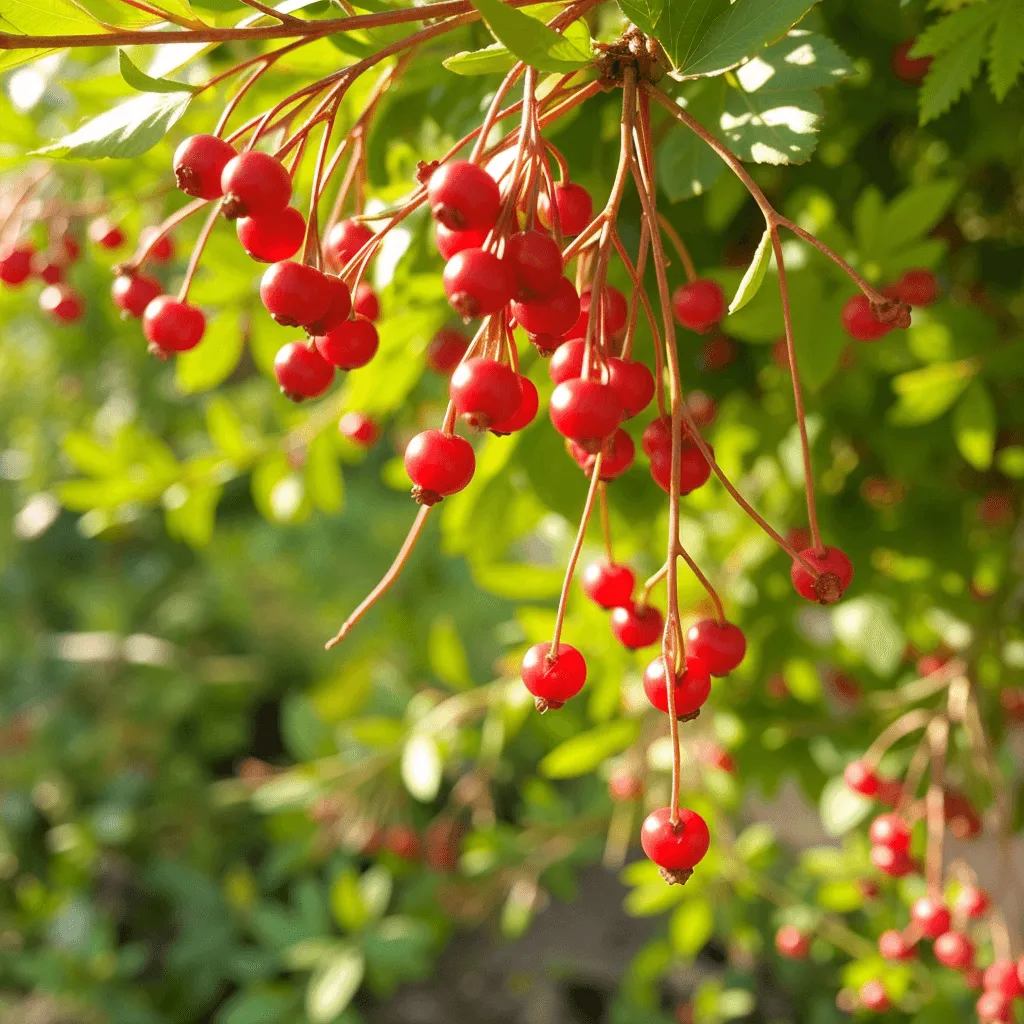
[616, 0, 663, 36]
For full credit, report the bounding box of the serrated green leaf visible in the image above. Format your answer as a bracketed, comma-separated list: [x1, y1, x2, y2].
[734, 29, 854, 92]
[729, 228, 772, 312]
[658, 0, 728, 75]
[539, 720, 640, 778]
[306, 947, 364, 1024]
[918, 19, 989, 123]
[468, 0, 593, 73]
[912, 2, 995, 56]
[656, 78, 727, 201]
[617, 0, 662, 36]
[889, 360, 977, 425]
[669, 899, 714, 958]
[953, 378, 995, 470]
[988, 0, 1024, 100]
[118, 49, 196, 94]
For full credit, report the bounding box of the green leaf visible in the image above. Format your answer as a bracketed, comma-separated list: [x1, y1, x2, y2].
[817, 879, 863, 912]
[468, 0, 593, 73]
[782, 658, 820, 703]
[330, 870, 366, 932]
[118, 49, 196, 94]
[540, 720, 640, 778]
[0, 0, 102, 35]
[912, 2, 994, 58]
[175, 312, 244, 395]
[400, 733, 443, 802]
[617, 0, 663, 36]
[669, 899, 714, 958]
[729, 228, 772, 312]
[216, 990, 297, 1024]
[995, 446, 1024, 478]
[164, 482, 220, 548]
[819, 775, 872, 836]
[205, 397, 251, 461]
[33, 91, 193, 160]
[919, 18, 989, 123]
[880, 180, 959, 253]
[659, 0, 729, 76]
[832, 597, 905, 677]
[306, 433, 344, 514]
[656, 78, 727, 201]
[989, 0, 1024, 101]
[427, 615, 472, 689]
[357, 866, 392, 924]
[889, 360, 977, 425]
[306, 947, 365, 1024]
[953, 379, 995, 470]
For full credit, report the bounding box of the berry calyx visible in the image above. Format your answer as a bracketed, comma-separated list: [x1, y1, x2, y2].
[443, 248, 514, 319]
[339, 411, 378, 448]
[685, 619, 746, 676]
[0, 243, 34, 285]
[427, 327, 469, 375]
[640, 807, 710, 884]
[352, 280, 380, 322]
[173, 134, 236, 199]
[505, 230, 563, 301]
[910, 895, 951, 938]
[642, 656, 711, 719]
[236, 206, 306, 263]
[548, 337, 586, 384]
[934, 931, 974, 971]
[878, 930, 916, 961]
[88, 217, 125, 249]
[775, 925, 810, 960]
[841, 294, 891, 342]
[142, 296, 205, 356]
[404, 429, 475, 505]
[450, 357, 521, 430]
[511, 276, 581, 338]
[791, 546, 854, 604]
[581, 561, 635, 610]
[39, 284, 84, 324]
[869, 813, 911, 852]
[567, 428, 635, 481]
[305, 275, 353, 336]
[325, 219, 374, 270]
[859, 980, 889, 1013]
[611, 602, 664, 650]
[843, 760, 880, 797]
[520, 641, 587, 712]
[259, 261, 333, 328]
[220, 151, 292, 220]
[273, 341, 334, 401]
[435, 223, 489, 261]
[539, 182, 593, 236]
[549, 378, 623, 450]
[314, 317, 379, 370]
[891, 40, 932, 84]
[956, 886, 990, 920]
[427, 160, 500, 232]
[490, 375, 539, 435]
[896, 268, 939, 306]
[112, 273, 162, 318]
[672, 278, 725, 332]
[649, 440, 713, 496]
[607, 358, 655, 418]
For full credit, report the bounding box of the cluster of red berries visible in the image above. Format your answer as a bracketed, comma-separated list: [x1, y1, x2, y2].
[841, 268, 938, 343]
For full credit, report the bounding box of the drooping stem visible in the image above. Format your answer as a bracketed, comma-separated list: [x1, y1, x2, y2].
[675, 536, 725, 625]
[599, 483, 614, 562]
[862, 708, 934, 765]
[177, 202, 224, 301]
[657, 213, 695, 282]
[924, 717, 949, 893]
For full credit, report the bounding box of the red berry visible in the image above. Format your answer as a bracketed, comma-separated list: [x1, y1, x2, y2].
[423, 817, 462, 872]
[221, 151, 292, 219]
[539, 182, 593, 236]
[870, 845, 915, 877]
[642, 415, 672, 458]
[384, 824, 420, 862]
[143, 296, 205, 354]
[435, 223, 489, 261]
[61, 235, 81, 263]
[568, 428, 635, 481]
[843, 760, 880, 797]
[640, 807, 710, 875]
[273, 341, 333, 400]
[775, 925, 810, 960]
[791, 546, 854, 605]
[305, 276, 353, 336]
[490, 375, 538, 435]
[582, 561, 635, 610]
[520, 641, 586, 710]
[699, 335, 735, 372]
[505, 230, 562, 301]
[977, 991, 1012, 1024]
[984, 961, 1024, 1000]
[568, 286, 629, 339]
[32, 254, 63, 284]
[841, 294, 891, 342]
[859, 980, 889, 1012]
[404, 429, 475, 504]
[531, 331, 563, 355]
[672, 278, 725, 332]
[450, 357, 521, 430]
[428, 160, 501, 232]
[869, 813, 911, 852]
[956, 886, 990, 920]
[649, 441, 713, 496]
[917, 653, 947, 677]
[352, 280, 380, 322]
[427, 327, 469, 374]
[88, 218, 125, 249]
[0, 243, 33, 285]
[685, 620, 746, 677]
[443, 248, 514, 319]
[548, 337, 586, 384]
[891, 40, 932, 84]
[236, 207, 305, 263]
[876, 779, 904, 806]
[897, 268, 939, 306]
[173, 134, 236, 199]
[934, 932, 974, 971]
[608, 773, 643, 802]
[39, 284, 84, 324]
[642, 656, 711, 717]
[607, 358, 655, 418]
[259, 261, 333, 328]
[911, 895, 950, 938]
[325, 219, 374, 270]
[511, 276, 581, 338]
[339, 411, 378, 447]
[879, 930, 916, 961]
[112, 273, 162, 317]
[611, 603, 663, 650]
[698, 744, 735, 774]
[549, 378, 622, 449]
[314, 317, 379, 370]
[687, 390, 717, 427]
[139, 226, 174, 263]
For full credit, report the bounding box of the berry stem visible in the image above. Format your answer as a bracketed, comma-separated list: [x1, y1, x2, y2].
[862, 707, 934, 765]
[656, 213, 695, 282]
[121, 197, 207, 273]
[674, 535, 726, 626]
[177, 201, 224, 302]
[598, 482, 614, 562]
[924, 716, 949, 893]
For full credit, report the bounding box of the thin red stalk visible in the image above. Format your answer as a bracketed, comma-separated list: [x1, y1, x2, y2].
[126, 197, 207, 271]
[657, 213, 695, 282]
[302, 111, 341, 268]
[599, 483, 614, 562]
[177, 202, 223, 301]
[675, 537, 725, 624]
[924, 717, 949, 893]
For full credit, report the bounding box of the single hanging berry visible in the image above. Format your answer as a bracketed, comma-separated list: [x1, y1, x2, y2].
[325, 219, 374, 270]
[352, 280, 380, 322]
[581, 561, 635, 610]
[273, 341, 334, 400]
[568, 286, 629, 340]
[878, 930, 916, 961]
[339, 411, 378, 448]
[842, 760, 880, 797]
[426, 326, 469, 375]
[684, 619, 746, 676]
[791, 546, 854, 604]
[39, 284, 84, 324]
[910, 895, 950, 938]
[138, 226, 174, 263]
[173, 134, 237, 199]
[934, 932, 974, 971]
[221, 151, 292, 220]
[490, 376, 539, 435]
[976, 991, 1012, 1024]
[538, 182, 593, 236]
[520, 641, 587, 712]
[549, 378, 623, 451]
[143, 296, 205, 356]
[32, 255, 63, 284]
[611, 603, 663, 650]
[505, 230, 562, 301]
[640, 807, 710, 884]
[841, 294, 891, 342]
[435, 223, 489, 261]
[649, 440, 713, 496]
[672, 279, 725, 332]
[259, 261, 333, 328]
[774, 926, 810, 960]
[89, 218, 125, 250]
[896, 268, 939, 306]
[870, 845, 915, 877]
[512, 277, 582, 339]
[443, 248, 514, 319]
[236, 207, 306, 263]
[608, 773, 643, 802]
[427, 160, 501, 232]
[859, 980, 890, 1013]
[404, 429, 475, 505]
[642, 656, 711, 718]
[305, 275, 354, 336]
[868, 813, 910, 851]
[891, 40, 932, 84]
[607, 358, 655, 418]
[568, 428, 635, 482]
[956, 887, 990, 920]
[0, 243, 34, 286]
[548, 337, 586, 384]
[315, 318, 379, 370]
[449, 357, 521, 430]
[983, 961, 1023, 1000]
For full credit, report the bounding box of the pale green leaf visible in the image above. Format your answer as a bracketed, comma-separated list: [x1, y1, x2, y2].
[729, 228, 772, 312]
[539, 720, 640, 778]
[427, 615, 472, 689]
[832, 597, 905, 677]
[400, 733, 443, 802]
[953, 378, 995, 470]
[819, 775, 872, 836]
[468, 0, 593, 73]
[889, 360, 977, 425]
[669, 899, 714, 958]
[175, 312, 244, 395]
[118, 48, 196, 94]
[306, 948, 364, 1024]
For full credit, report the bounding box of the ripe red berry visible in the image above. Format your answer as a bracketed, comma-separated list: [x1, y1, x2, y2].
[511, 276, 581, 338]
[685, 620, 746, 677]
[582, 561, 635, 610]
[568, 286, 629, 340]
[352, 280, 380, 322]
[896, 268, 939, 306]
[775, 925, 810, 960]
[404, 429, 475, 504]
[539, 182, 593, 236]
[32, 253, 63, 284]
[917, 653, 947, 677]
[428, 160, 501, 232]
[891, 40, 932, 84]
[0, 243, 34, 285]
[273, 341, 333, 400]
[956, 886, 990, 920]
[423, 816, 462, 872]
[324, 219, 374, 270]
[698, 744, 735, 774]
[672, 278, 725, 332]
[339, 411, 378, 447]
[427, 326, 469, 374]
[640, 807, 710, 877]
[879, 930, 916, 961]
[607, 358, 655, 418]
[450, 357, 521, 430]
[843, 760, 880, 797]
[384, 824, 420, 862]
[549, 378, 623, 449]
[139, 226, 174, 263]
[260, 261, 333, 328]
[112, 273, 162, 317]
[934, 932, 974, 971]
[642, 415, 672, 458]
[61, 235, 81, 263]
[859, 980, 889, 1013]
[568, 428, 635, 481]
[221, 151, 292, 219]
[505, 231, 562, 301]
[642, 656, 711, 717]
[699, 335, 736, 372]
[305, 275, 353, 336]
[490, 375, 539, 435]
[548, 337, 586, 384]
[520, 641, 587, 710]
[236, 207, 305, 263]
[173, 134, 236, 199]
[870, 845, 915, 877]
[443, 248, 514, 319]
[687, 390, 717, 428]
[314, 317, 379, 370]
[977, 991, 1012, 1024]
[649, 441, 713, 496]
[608, 773, 643, 802]
[611, 603, 663, 650]
[435, 223, 489, 261]
[791, 546, 854, 605]
[88, 218, 125, 250]
[841, 294, 891, 342]
[39, 284, 84, 324]
[143, 296, 205, 355]
[984, 961, 1024, 1000]
[911, 895, 950, 938]
[869, 813, 911, 852]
